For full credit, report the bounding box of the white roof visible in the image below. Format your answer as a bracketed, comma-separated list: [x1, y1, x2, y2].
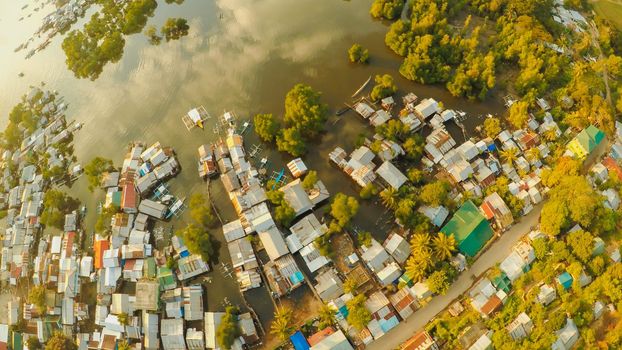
[204, 312, 224, 349]
[415, 98, 440, 118]
[310, 329, 354, 350]
[286, 213, 327, 253]
[376, 161, 407, 190]
[222, 220, 245, 242]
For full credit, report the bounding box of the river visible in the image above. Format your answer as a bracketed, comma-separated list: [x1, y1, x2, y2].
[0, 0, 506, 336]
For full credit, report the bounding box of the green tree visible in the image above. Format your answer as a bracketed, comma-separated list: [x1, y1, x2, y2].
[380, 187, 399, 209]
[96, 205, 118, 235]
[376, 119, 409, 141]
[276, 127, 307, 157]
[346, 294, 371, 331]
[117, 312, 129, 326]
[188, 193, 216, 228]
[302, 170, 318, 190]
[403, 135, 425, 161]
[370, 74, 398, 102]
[330, 193, 359, 228]
[217, 306, 240, 350]
[343, 277, 359, 294]
[427, 270, 450, 295]
[254, 113, 280, 142]
[419, 181, 450, 207]
[431, 233, 456, 261]
[284, 84, 328, 138]
[507, 100, 529, 129]
[483, 117, 502, 138]
[177, 224, 213, 262]
[26, 337, 42, 350]
[317, 304, 337, 329]
[161, 18, 189, 41]
[348, 44, 370, 64]
[359, 183, 378, 200]
[357, 231, 373, 248]
[144, 25, 161, 45]
[41, 190, 80, 230]
[84, 157, 115, 192]
[28, 285, 47, 314]
[410, 233, 431, 253]
[273, 201, 296, 227]
[499, 147, 519, 166]
[370, 0, 405, 20]
[45, 332, 77, 350]
[270, 307, 295, 341]
[405, 249, 432, 282]
[566, 229, 594, 264]
[117, 340, 131, 350]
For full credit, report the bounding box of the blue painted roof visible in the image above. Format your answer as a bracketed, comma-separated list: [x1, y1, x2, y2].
[379, 315, 400, 333]
[180, 250, 190, 258]
[290, 331, 310, 350]
[557, 271, 573, 290]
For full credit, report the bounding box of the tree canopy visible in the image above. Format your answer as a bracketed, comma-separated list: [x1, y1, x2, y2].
[45, 332, 77, 350]
[188, 193, 216, 229]
[216, 306, 240, 350]
[161, 17, 190, 41]
[177, 224, 214, 262]
[370, 0, 405, 20]
[370, 74, 398, 101]
[84, 157, 115, 192]
[28, 285, 47, 314]
[348, 44, 370, 64]
[330, 193, 359, 228]
[41, 190, 80, 230]
[346, 294, 372, 330]
[254, 113, 279, 143]
[270, 307, 295, 341]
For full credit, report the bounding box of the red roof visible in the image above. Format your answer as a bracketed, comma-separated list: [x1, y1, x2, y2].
[121, 182, 137, 210]
[402, 331, 435, 350]
[603, 157, 622, 181]
[94, 240, 110, 270]
[480, 202, 495, 220]
[64, 231, 75, 257]
[123, 259, 136, 271]
[481, 295, 503, 316]
[308, 327, 335, 346]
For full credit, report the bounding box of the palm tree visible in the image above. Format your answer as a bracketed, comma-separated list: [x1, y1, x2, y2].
[543, 128, 558, 142]
[526, 147, 541, 162]
[409, 233, 430, 254]
[317, 304, 337, 330]
[270, 307, 295, 341]
[405, 250, 432, 282]
[343, 277, 358, 295]
[500, 147, 519, 166]
[431, 233, 457, 261]
[117, 340, 131, 350]
[380, 187, 399, 210]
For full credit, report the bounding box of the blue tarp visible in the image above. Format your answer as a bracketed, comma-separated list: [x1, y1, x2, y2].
[180, 250, 190, 258]
[379, 316, 400, 333]
[289, 271, 304, 284]
[290, 331, 310, 350]
[487, 144, 497, 152]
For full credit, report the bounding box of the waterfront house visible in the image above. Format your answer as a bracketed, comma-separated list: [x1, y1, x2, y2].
[376, 161, 408, 190]
[287, 158, 308, 178]
[280, 179, 314, 218]
[161, 318, 185, 350]
[414, 98, 440, 119]
[258, 226, 289, 261]
[301, 243, 330, 273]
[370, 110, 392, 127]
[425, 128, 456, 163]
[354, 101, 376, 119]
[228, 238, 258, 271]
[441, 201, 493, 257]
[314, 269, 344, 302]
[223, 219, 246, 243]
[399, 111, 424, 132]
[177, 254, 210, 281]
[286, 213, 328, 253]
[567, 125, 605, 159]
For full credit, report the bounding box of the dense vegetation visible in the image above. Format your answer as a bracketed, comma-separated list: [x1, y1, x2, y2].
[348, 44, 370, 64]
[216, 306, 241, 350]
[255, 84, 328, 157]
[41, 189, 80, 230]
[62, 0, 188, 80]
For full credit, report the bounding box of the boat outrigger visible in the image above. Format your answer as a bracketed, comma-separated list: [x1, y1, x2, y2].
[182, 105, 211, 130]
[351, 75, 372, 98]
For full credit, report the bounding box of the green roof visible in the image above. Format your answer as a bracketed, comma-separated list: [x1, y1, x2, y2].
[158, 266, 176, 290]
[440, 200, 493, 257]
[144, 257, 157, 278]
[576, 125, 605, 153]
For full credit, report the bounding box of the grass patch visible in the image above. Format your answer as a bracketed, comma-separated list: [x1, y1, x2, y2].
[593, 0, 622, 30]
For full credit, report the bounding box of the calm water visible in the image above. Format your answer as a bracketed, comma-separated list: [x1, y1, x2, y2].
[0, 0, 505, 331]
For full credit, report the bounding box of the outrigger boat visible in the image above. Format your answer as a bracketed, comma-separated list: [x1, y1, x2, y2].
[182, 105, 211, 130]
[351, 75, 372, 98]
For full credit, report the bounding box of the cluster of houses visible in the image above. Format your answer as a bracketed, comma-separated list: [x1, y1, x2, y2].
[0, 86, 80, 287]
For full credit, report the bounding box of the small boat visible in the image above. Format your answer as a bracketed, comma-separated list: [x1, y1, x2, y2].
[351, 75, 372, 98]
[182, 106, 210, 130]
[335, 106, 350, 116]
